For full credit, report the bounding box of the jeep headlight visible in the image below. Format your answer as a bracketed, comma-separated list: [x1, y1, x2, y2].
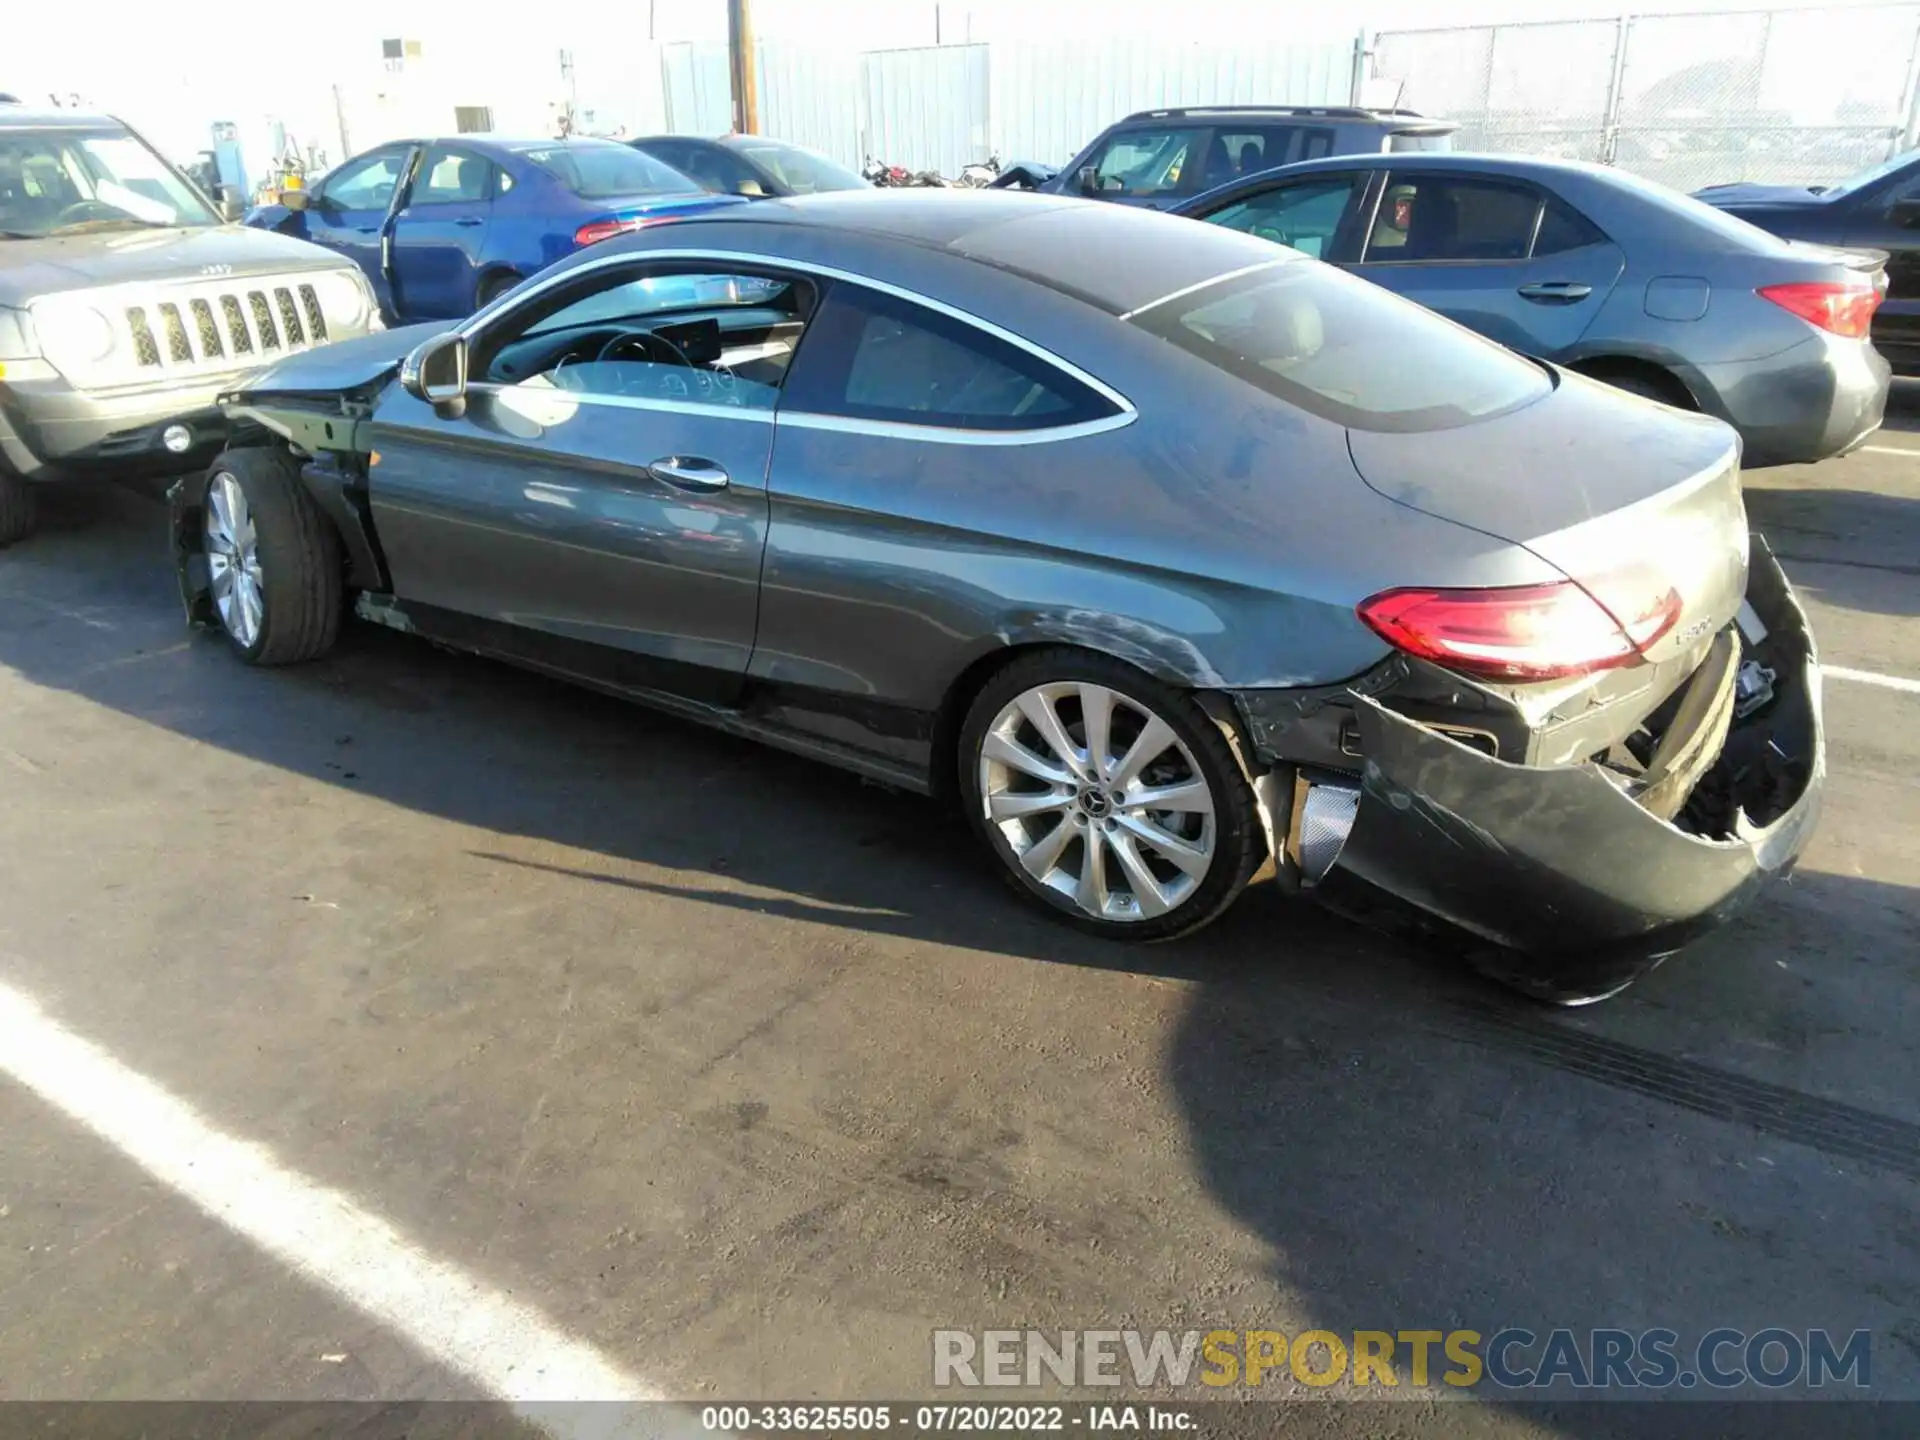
[30, 301, 116, 373]
[312, 269, 374, 332]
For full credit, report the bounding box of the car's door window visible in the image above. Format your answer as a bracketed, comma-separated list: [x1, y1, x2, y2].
[320, 151, 407, 211]
[474, 266, 813, 412]
[1085, 129, 1200, 197]
[783, 285, 1117, 432]
[1206, 176, 1362, 261]
[1363, 177, 1544, 262]
[413, 146, 492, 205]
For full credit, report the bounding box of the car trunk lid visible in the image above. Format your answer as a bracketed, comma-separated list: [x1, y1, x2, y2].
[1346, 371, 1749, 677]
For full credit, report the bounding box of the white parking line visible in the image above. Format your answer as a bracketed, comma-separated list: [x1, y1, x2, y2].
[1825, 664, 1920, 696]
[0, 977, 659, 1428]
[1859, 443, 1920, 457]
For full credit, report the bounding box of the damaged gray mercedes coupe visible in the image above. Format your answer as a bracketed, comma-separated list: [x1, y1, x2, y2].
[168, 191, 1823, 1002]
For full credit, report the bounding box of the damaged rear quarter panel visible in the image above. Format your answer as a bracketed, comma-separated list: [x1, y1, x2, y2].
[1332, 540, 1824, 982]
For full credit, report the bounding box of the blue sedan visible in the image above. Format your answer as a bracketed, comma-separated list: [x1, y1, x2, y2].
[1173, 153, 1891, 466]
[247, 137, 746, 323]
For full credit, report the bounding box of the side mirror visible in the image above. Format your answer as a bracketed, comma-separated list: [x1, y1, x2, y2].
[283, 187, 311, 213]
[1892, 197, 1920, 228]
[1076, 166, 1100, 196]
[217, 186, 245, 223]
[401, 332, 469, 415]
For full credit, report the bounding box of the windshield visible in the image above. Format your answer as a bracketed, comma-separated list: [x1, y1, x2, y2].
[0, 127, 216, 237]
[732, 140, 866, 194]
[1818, 149, 1916, 200]
[1130, 261, 1551, 433]
[516, 142, 700, 200]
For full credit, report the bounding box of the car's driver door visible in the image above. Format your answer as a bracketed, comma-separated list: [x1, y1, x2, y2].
[365, 257, 813, 702]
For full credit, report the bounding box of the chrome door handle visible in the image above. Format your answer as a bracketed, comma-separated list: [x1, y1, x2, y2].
[647, 456, 730, 491]
[1517, 281, 1593, 303]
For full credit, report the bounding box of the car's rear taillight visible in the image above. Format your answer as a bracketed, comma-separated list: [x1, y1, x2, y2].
[1357, 576, 1675, 682]
[1757, 279, 1882, 339]
[575, 216, 656, 247]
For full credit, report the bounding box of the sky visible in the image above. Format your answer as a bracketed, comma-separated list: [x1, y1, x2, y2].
[9, 0, 1916, 168]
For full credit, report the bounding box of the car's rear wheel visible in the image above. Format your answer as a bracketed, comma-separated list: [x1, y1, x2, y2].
[1579, 362, 1696, 410]
[0, 468, 34, 546]
[958, 650, 1266, 941]
[476, 271, 521, 308]
[202, 448, 342, 666]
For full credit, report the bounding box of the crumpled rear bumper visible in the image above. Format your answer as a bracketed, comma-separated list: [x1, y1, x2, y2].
[1328, 538, 1823, 999]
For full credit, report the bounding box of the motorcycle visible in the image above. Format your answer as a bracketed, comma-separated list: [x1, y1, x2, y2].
[862, 156, 912, 187]
[958, 155, 1002, 188]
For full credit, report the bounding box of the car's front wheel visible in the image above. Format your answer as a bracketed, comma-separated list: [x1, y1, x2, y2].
[0, 468, 34, 546]
[201, 448, 342, 665]
[958, 650, 1266, 941]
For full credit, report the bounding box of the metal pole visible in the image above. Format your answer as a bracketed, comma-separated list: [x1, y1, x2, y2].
[728, 0, 759, 134]
[1600, 14, 1631, 166]
[332, 83, 351, 160]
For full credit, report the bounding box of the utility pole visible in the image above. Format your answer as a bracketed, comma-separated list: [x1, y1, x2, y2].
[727, 0, 758, 135]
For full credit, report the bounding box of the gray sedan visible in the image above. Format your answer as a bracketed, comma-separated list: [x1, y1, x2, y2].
[1174, 153, 1891, 466]
[170, 192, 1822, 1002]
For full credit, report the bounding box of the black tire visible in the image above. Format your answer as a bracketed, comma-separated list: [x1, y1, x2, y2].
[201, 447, 342, 666]
[476, 271, 521, 308]
[0, 467, 34, 546]
[957, 648, 1267, 943]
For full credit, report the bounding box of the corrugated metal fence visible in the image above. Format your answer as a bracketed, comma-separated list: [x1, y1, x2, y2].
[1371, 5, 1920, 191]
[660, 35, 1364, 175]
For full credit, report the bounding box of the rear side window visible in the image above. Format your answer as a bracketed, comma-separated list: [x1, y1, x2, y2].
[1129, 263, 1551, 433]
[516, 143, 694, 199]
[785, 285, 1117, 432]
[1364, 177, 1543, 262]
[1532, 198, 1607, 255]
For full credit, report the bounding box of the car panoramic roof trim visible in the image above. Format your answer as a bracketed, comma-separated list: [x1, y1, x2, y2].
[1115, 258, 1297, 322]
[459, 245, 1138, 419]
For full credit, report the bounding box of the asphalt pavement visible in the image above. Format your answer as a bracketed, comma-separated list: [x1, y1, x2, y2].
[0, 389, 1917, 1437]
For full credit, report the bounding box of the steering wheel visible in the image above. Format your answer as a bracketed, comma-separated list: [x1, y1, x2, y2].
[594, 330, 738, 402]
[53, 199, 127, 227]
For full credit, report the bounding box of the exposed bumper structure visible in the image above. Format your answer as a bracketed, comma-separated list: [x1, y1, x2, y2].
[1322, 540, 1823, 1000]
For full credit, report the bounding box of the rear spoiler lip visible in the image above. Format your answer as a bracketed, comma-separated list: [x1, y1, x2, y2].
[1781, 238, 1890, 275]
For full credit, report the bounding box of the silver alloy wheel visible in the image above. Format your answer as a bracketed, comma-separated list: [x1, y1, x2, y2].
[204, 472, 265, 649]
[978, 681, 1217, 922]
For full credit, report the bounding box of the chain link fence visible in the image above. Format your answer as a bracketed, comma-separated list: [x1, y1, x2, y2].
[1374, 5, 1920, 192]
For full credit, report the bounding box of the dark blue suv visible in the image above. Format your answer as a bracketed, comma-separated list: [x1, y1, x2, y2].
[1037, 105, 1455, 210]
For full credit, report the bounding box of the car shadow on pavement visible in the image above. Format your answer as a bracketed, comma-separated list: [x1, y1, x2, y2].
[7, 482, 1920, 1427]
[1748, 485, 1920, 619]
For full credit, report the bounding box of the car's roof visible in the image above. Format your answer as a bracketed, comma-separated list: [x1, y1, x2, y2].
[1260, 151, 1620, 182]
[0, 106, 125, 129]
[1111, 105, 1445, 129]
[362, 135, 633, 153]
[602, 189, 1297, 315]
